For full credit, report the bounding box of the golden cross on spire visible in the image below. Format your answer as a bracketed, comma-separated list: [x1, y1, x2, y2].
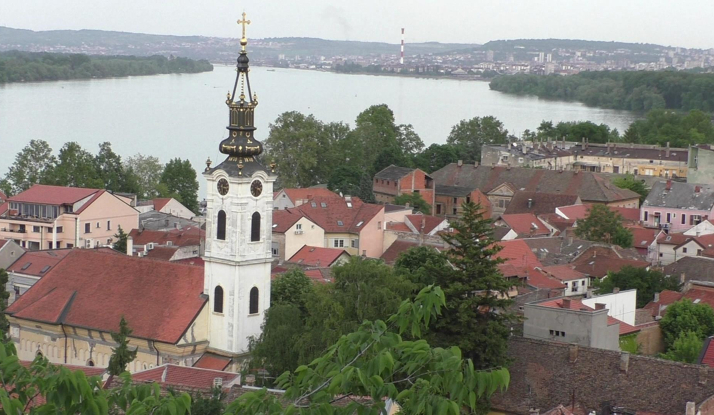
[237, 12, 251, 51]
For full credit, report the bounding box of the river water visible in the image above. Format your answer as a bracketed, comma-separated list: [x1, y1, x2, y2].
[0, 66, 638, 196]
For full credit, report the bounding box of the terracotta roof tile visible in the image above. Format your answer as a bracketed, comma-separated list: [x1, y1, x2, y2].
[7, 249, 74, 277]
[128, 228, 204, 247]
[271, 209, 304, 233]
[571, 246, 649, 278]
[0, 191, 7, 202]
[542, 265, 587, 282]
[8, 185, 100, 206]
[152, 198, 172, 211]
[504, 191, 580, 215]
[405, 215, 447, 234]
[628, 226, 660, 248]
[699, 337, 714, 368]
[525, 269, 567, 289]
[557, 204, 640, 222]
[295, 196, 383, 234]
[193, 353, 231, 371]
[0, 202, 8, 215]
[19, 361, 106, 377]
[142, 246, 177, 261]
[494, 239, 543, 269]
[380, 240, 442, 265]
[7, 250, 206, 344]
[386, 222, 412, 232]
[132, 364, 240, 391]
[287, 245, 349, 267]
[278, 188, 340, 203]
[499, 213, 551, 237]
[642, 290, 684, 318]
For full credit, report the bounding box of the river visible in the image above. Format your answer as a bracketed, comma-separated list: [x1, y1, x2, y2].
[0, 66, 638, 196]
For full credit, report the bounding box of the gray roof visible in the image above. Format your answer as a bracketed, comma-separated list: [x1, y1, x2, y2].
[643, 181, 714, 211]
[139, 211, 201, 232]
[504, 191, 580, 215]
[663, 256, 714, 283]
[436, 185, 475, 197]
[430, 164, 640, 203]
[374, 165, 416, 181]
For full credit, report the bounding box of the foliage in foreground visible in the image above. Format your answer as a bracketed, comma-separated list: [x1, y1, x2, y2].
[232, 285, 509, 414]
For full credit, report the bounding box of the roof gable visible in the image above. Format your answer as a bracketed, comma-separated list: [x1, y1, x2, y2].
[295, 196, 383, 234]
[374, 165, 415, 181]
[287, 245, 349, 267]
[499, 213, 550, 237]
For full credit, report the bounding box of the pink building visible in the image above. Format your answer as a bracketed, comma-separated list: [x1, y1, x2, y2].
[641, 181, 714, 233]
[0, 185, 139, 250]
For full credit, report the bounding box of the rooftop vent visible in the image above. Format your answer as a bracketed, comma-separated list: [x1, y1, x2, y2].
[213, 377, 223, 388]
[21, 263, 31, 271]
[40, 265, 51, 274]
[320, 202, 327, 208]
[337, 220, 344, 226]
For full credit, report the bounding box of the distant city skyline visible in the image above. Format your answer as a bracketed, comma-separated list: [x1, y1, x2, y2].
[1, 0, 712, 50]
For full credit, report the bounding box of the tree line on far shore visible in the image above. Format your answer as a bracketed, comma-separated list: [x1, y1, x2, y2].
[0, 51, 213, 84]
[0, 141, 199, 213]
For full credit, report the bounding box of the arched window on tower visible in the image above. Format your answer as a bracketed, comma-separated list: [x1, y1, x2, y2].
[251, 212, 260, 242]
[217, 210, 226, 240]
[249, 287, 259, 314]
[214, 286, 224, 314]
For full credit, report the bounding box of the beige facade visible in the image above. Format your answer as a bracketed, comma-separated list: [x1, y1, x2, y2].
[274, 217, 325, 262]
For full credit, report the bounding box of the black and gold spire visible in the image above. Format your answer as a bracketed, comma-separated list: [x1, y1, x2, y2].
[212, 12, 274, 177]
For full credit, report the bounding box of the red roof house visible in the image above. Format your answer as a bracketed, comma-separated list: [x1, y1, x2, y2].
[496, 213, 551, 239]
[287, 245, 350, 267]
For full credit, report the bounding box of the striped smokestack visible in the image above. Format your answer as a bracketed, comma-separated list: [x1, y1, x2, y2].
[400, 28, 405, 65]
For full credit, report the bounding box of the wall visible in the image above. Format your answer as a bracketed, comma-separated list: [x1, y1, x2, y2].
[604, 197, 640, 209]
[684, 220, 714, 236]
[491, 337, 714, 415]
[373, 177, 400, 202]
[283, 217, 324, 261]
[562, 278, 589, 297]
[6, 271, 39, 306]
[384, 208, 412, 224]
[160, 199, 195, 220]
[688, 146, 714, 186]
[635, 322, 665, 356]
[582, 289, 637, 326]
[0, 240, 22, 270]
[79, 192, 140, 249]
[272, 190, 295, 210]
[641, 206, 710, 233]
[358, 209, 386, 258]
[523, 304, 620, 351]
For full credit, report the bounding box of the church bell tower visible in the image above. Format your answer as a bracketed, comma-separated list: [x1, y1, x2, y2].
[203, 13, 276, 355]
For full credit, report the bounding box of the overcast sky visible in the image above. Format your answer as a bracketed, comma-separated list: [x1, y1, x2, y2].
[1, 0, 711, 49]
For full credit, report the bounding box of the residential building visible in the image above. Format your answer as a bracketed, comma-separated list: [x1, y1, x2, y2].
[372, 165, 435, 208]
[271, 209, 324, 262]
[539, 265, 588, 297]
[571, 245, 649, 282]
[273, 188, 340, 210]
[644, 281, 714, 319]
[581, 289, 638, 326]
[0, 185, 139, 250]
[652, 232, 714, 265]
[136, 198, 195, 219]
[138, 210, 202, 232]
[383, 214, 450, 252]
[524, 297, 639, 351]
[628, 226, 661, 259]
[430, 164, 641, 213]
[287, 245, 350, 267]
[0, 239, 23, 270]
[663, 256, 714, 284]
[687, 144, 714, 185]
[106, 364, 241, 391]
[434, 186, 491, 218]
[127, 227, 204, 255]
[503, 191, 581, 216]
[495, 213, 552, 240]
[641, 180, 714, 233]
[5, 248, 74, 305]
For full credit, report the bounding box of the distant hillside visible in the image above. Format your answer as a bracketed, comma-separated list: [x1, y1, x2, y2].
[0, 27, 476, 61]
[481, 38, 670, 53]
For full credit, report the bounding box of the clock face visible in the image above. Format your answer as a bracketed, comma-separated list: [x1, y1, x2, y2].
[217, 178, 229, 196]
[251, 180, 263, 197]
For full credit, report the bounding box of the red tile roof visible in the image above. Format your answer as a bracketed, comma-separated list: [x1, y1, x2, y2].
[173, 257, 204, 267]
[7, 250, 206, 344]
[193, 353, 231, 371]
[405, 215, 447, 235]
[128, 228, 204, 247]
[571, 246, 649, 278]
[0, 240, 7, 250]
[305, 269, 332, 284]
[499, 213, 550, 237]
[0, 191, 7, 202]
[557, 204, 640, 222]
[20, 360, 106, 377]
[642, 290, 684, 318]
[271, 209, 304, 233]
[287, 245, 349, 267]
[644, 286, 714, 319]
[380, 240, 443, 265]
[277, 188, 340, 203]
[629, 226, 660, 248]
[8, 185, 101, 205]
[7, 249, 74, 277]
[152, 198, 172, 211]
[132, 364, 239, 391]
[542, 265, 587, 282]
[295, 196, 383, 234]
[0, 202, 8, 216]
[699, 337, 714, 368]
[525, 269, 567, 290]
[386, 222, 412, 232]
[494, 239, 543, 269]
[142, 246, 178, 261]
[536, 298, 639, 335]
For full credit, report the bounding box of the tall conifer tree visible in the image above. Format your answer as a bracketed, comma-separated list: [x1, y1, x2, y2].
[107, 316, 138, 376]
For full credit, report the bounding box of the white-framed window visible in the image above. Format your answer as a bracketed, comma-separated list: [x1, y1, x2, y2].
[296, 223, 302, 230]
[351, 239, 359, 248]
[332, 239, 345, 248]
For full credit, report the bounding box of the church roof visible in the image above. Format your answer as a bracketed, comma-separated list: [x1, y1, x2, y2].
[7, 249, 206, 344]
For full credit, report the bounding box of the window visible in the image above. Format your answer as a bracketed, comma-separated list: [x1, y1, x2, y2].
[33, 226, 40, 233]
[351, 239, 359, 248]
[337, 220, 344, 226]
[217, 210, 226, 240]
[107, 221, 111, 231]
[96, 222, 100, 229]
[453, 197, 458, 203]
[666, 213, 671, 223]
[644, 211, 648, 221]
[659, 253, 663, 257]
[682, 214, 686, 225]
[549, 330, 554, 336]
[377, 221, 381, 230]
[436, 204, 442, 215]
[251, 212, 261, 242]
[84, 223, 91, 234]
[272, 243, 279, 257]
[296, 223, 302, 230]
[249, 287, 259, 314]
[453, 208, 458, 215]
[87, 359, 95, 367]
[56, 226, 63, 233]
[333, 239, 345, 248]
[683, 247, 688, 253]
[214, 286, 224, 313]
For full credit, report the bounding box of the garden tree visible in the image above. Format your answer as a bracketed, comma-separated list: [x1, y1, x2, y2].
[327, 165, 375, 203]
[94, 142, 140, 194]
[0, 179, 11, 197]
[160, 158, 199, 214]
[4, 139, 56, 194]
[394, 246, 452, 290]
[413, 143, 461, 173]
[249, 304, 307, 382]
[0, 269, 9, 337]
[264, 111, 329, 188]
[229, 286, 510, 414]
[396, 124, 425, 155]
[430, 202, 516, 370]
[594, 266, 681, 308]
[112, 226, 128, 254]
[612, 175, 650, 203]
[371, 143, 410, 177]
[553, 121, 620, 144]
[125, 153, 165, 199]
[521, 129, 537, 141]
[343, 105, 401, 173]
[574, 204, 633, 248]
[0, 341, 191, 414]
[536, 120, 557, 139]
[446, 116, 508, 163]
[393, 192, 432, 215]
[659, 299, 714, 350]
[190, 388, 225, 415]
[271, 268, 314, 311]
[47, 142, 104, 188]
[660, 331, 704, 363]
[107, 316, 138, 376]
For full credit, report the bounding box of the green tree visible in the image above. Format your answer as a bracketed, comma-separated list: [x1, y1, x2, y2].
[46, 142, 104, 188]
[413, 143, 460, 173]
[160, 158, 199, 214]
[4, 139, 56, 194]
[594, 266, 681, 308]
[394, 246, 452, 291]
[660, 331, 704, 363]
[612, 175, 650, 203]
[327, 165, 375, 203]
[396, 124, 425, 155]
[431, 202, 516, 371]
[446, 116, 508, 163]
[125, 154, 165, 199]
[393, 192, 431, 214]
[660, 299, 714, 350]
[271, 268, 314, 310]
[107, 316, 139, 376]
[112, 226, 129, 254]
[574, 204, 633, 248]
[190, 388, 225, 415]
[342, 105, 401, 175]
[94, 142, 140, 193]
[229, 286, 510, 414]
[249, 304, 307, 382]
[0, 269, 9, 337]
[0, 179, 11, 197]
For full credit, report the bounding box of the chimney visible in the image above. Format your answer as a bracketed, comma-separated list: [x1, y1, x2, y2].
[595, 303, 606, 310]
[568, 344, 579, 363]
[586, 288, 593, 298]
[666, 141, 670, 158]
[457, 160, 463, 167]
[562, 298, 572, 309]
[654, 292, 660, 303]
[126, 236, 133, 256]
[620, 352, 630, 373]
[568, 236, 573, 246]
[527, 198, 533, 209]
[174, 222, 180, 230]
[581, 137, 585, 148]
[665, 179, 672, 191]
[507, 163, 511, 170]
[529, 408, 540, 415]
[613, 287, 620, 294]
[695, 185, 701, 193]
[680, 272, 686, 284]
[686, 402, 696, 415]
[474, 161, 479, 167]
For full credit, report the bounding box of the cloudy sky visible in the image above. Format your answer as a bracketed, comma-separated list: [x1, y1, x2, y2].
[1, 0, 711, 49]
